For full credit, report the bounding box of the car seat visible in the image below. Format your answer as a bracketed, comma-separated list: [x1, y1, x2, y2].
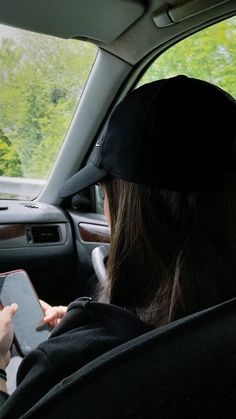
[19, 296, 236, 418]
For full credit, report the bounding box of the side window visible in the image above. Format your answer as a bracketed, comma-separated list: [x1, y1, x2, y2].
[139, 16, 236, 99]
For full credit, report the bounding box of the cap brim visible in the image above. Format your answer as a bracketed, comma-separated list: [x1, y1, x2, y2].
[58, 163, 107, 198]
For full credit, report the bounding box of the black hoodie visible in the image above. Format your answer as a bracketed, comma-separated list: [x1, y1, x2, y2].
[0, 297, 150, 418]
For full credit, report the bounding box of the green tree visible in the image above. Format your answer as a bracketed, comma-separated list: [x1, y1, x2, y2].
[0, 28, 96, 179]
[140, 17, 236, 98]
[0, 129, 22, 176]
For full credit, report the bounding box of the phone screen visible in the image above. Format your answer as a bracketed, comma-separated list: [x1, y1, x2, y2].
[0, 270, 50, 356]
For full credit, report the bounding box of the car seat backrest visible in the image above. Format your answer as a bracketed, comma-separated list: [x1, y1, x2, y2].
[22, 297, 236, 418]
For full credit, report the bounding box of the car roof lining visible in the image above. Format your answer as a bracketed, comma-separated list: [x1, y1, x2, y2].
[0, 0, 146, 43]
[0, 1, 235, 65]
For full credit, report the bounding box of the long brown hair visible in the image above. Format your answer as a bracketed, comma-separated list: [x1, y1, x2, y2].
[100, 177, 236, 327]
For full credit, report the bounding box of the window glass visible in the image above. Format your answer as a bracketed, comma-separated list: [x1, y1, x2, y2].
[139, 16, 236, 99]
[0, 24, 97, 200]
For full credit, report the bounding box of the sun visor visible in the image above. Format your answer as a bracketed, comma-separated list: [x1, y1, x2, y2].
[0, 0, 146, 43]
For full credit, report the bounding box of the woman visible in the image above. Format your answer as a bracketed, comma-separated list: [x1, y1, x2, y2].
[0, 75, 236, 417]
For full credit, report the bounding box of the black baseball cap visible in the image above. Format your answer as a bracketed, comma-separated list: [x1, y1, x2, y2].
[59, 75, 236, 198]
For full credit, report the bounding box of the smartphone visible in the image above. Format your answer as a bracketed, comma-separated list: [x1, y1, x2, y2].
[0, 269, 50, 356]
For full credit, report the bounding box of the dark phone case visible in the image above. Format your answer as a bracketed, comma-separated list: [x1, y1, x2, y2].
[0, 269, 50, 356]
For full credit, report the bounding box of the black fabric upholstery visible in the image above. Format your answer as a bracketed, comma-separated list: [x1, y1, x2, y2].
[21, 297, 236, 418]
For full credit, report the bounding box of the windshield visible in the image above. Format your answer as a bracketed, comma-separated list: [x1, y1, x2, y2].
[0, 24, 97, 200]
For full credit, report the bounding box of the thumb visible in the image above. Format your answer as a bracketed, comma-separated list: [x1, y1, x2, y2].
[2, 303, 18, 318]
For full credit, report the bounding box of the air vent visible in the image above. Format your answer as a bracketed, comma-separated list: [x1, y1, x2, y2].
[31, 226, 60, 243]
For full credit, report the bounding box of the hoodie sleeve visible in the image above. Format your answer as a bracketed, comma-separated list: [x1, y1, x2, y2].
[0, 391, 8, 407]
[0, 298, 147, 419]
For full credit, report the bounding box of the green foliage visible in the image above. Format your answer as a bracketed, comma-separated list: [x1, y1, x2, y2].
[0, 129, 23, 176]
[0, 28, 97, 179]
[139, 17, 236, 99]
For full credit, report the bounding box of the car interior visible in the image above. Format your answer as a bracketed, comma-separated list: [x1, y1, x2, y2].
[0, 0, 236, 416]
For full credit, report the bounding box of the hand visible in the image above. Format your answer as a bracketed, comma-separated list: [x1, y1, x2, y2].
[0, 303, 18, 369]
[39, 300, 67, 328]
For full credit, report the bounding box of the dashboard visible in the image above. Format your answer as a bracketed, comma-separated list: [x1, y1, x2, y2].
[0, 200, 109, 305]
[0, 200, 75, 304]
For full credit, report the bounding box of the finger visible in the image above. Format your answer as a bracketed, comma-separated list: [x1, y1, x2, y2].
[44, 307, 61, 322]
[57, 306, 67, 318]
[39, 299, 52, 312]
[44, 306, 67, 322]
[1, 304, 18, 319]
